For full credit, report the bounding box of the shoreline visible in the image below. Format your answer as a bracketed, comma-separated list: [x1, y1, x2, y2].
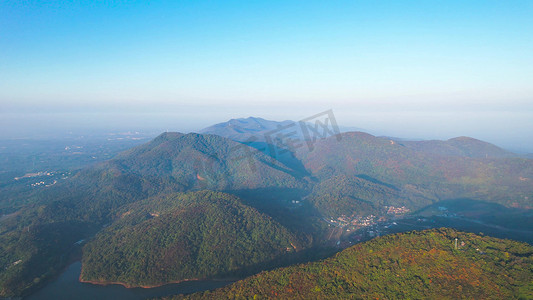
[78, 277, 202, 289]
[79, 263, 239, 289]
[21, 247, 84, 299]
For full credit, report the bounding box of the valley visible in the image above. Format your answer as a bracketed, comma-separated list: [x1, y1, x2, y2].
[0, 117, 532, 299]
[5, 2, 532, 298]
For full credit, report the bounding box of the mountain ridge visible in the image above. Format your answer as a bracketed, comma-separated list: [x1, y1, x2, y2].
[173, 228, 533, 299]
[1, 117, 533, 298]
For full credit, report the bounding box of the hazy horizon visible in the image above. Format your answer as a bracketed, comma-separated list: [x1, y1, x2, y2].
[2, 1, 532, 152]
[2, 109, 532, 153]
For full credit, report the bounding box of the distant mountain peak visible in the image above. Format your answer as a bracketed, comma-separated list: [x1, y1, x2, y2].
[342, 131, 376, 139]
[448, 136, 482, 142]
[156, 131, 184, 139]
[199, 117, 297, 141]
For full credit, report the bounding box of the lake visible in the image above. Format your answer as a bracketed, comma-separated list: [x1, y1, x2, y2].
[26, 262, 235, 300]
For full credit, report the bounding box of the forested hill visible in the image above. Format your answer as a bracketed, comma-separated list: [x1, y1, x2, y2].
[80, 191, 307, 287]
[0, 132, 307, 297]
[199, 117, 298, 142]
[401, 136, 515, 158]
[296, 131, 533, 209]
[6, 132, 306, 224]
[173, 228, 533, 299]
[91, 132, 304, 192]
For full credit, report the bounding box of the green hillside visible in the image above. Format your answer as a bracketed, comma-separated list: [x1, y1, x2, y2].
[307, 174, 438, 218]
[297, 132, 533, 209]
[0, 220, 97, 296]
[80, 191, 305, 287]
[0, 133, 306, 297]
[90, 132, 304, 195]
[2, 132, 305, 224]
[174, 228, 533, 299]
[402, 136, 515, 158]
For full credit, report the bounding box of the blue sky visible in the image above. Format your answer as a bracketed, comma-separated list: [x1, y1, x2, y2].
[1, 1, 532, 150]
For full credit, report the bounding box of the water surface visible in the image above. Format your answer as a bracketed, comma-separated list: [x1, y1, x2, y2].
[26, 262, 234, 300]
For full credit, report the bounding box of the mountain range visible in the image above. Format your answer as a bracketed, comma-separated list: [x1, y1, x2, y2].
[1, 116, 532, 297]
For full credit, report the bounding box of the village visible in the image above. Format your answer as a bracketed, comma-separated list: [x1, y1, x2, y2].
[323, 205, 412, 248]
[326, 205, 410, 228]
[13, 170, 70, 188]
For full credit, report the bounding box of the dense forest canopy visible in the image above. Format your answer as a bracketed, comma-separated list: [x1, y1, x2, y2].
[174, 228, 533, 299]
[80, 191, 306, 287]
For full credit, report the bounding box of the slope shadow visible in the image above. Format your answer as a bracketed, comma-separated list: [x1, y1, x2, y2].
[243, 141, 311, 179]
[416, 198, 529, 217]
[355, 174, 399, 191]
[226, 187, 325, 236]
[206, 244, 338, 285]
[413, 198, 533, 243]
